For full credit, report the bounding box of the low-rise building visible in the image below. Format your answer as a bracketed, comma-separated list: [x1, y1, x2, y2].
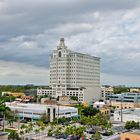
[111, 101, 140, 110]
[130, 88, 140, 93]
[21, 96, 33, 102]
[37, 87, 86, 103]
[121, 130, 140, 140]
[100, 107, 110, 115]
[93, 101, 105, 108]
[93, 101, 110, 115]
[114, 108, 140, 122]
[6, 102, 78, 122]
[2, 92, 24, 97]
[109, 92, 140, 103]
[101, 86, 114, 100]
[41, 98, 57, 105]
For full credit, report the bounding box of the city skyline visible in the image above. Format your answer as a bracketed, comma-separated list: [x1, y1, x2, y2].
[0, 0, 140, 86]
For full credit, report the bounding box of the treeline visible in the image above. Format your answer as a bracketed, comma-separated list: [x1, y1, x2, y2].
[0, 85, 49, 96]
[113, 87, 129, 94]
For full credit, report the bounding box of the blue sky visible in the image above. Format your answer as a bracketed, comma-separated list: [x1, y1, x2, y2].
[0, 0, 140, 86]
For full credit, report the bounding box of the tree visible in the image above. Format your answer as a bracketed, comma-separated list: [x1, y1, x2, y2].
[125, 121, 140, 130]
[75, 126, 85, 137]
[0, 101, 13, 131]
[114, 87, 129, 94]
[65, 126, 73, 135]
[36, 120, 45, 128]
[70, 96, 78, 101]
[125, 121, 132, 130]
[8, 130, 20, 140]
[82, 106, 100, 117]
[48, 129, 53, 136]
[94, 131, 102, 140]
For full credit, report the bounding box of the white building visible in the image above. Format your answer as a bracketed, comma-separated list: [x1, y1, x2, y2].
[114, 108, 140, 122]
[37, 38, 100, 103]
[93, 101, 105, 108]
[6, 102, 78, 122]
[2, 92, 11, 96]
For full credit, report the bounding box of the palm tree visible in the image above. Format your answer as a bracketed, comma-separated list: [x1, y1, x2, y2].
[8, 110, 18, 128]
[20, 124, 29, 140]
[94, 131, 102, 140]
[0, 102, 11, 131]
[8, 130, 20, 140]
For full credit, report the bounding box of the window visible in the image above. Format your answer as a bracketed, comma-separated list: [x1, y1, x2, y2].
[125, 138, 130, 140]
[58, 51, 62, 57]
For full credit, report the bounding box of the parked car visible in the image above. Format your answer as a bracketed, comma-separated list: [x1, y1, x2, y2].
[86, 128, 95, 134]
[55, 134, 63, 139]
[67, 135, 80, 140]
[101, 131, 110, 136]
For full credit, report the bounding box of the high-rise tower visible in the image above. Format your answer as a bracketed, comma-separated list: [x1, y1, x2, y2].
[48, 38, 101, 102]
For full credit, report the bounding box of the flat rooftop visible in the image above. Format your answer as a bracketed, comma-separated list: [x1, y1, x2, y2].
[123, 108, 140, 116]
[6, 102, 77, 113]
[116, 108, 140, 116]
[124, 130, 140, 135]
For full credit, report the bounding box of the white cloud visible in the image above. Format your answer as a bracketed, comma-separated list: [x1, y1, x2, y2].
[0, 61, 49, 85]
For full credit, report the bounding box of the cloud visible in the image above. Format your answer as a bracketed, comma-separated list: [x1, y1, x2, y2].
[0, 60, 49, 85]
[0, 0, 140, 85]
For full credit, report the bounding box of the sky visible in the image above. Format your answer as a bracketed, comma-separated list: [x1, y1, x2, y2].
[0, 0, 140, 86]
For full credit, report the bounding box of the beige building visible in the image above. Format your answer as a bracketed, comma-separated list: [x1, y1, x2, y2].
[101, 86, 114, 100]
[100, 107, 110, 116]
[93, 101, 110, 115]
[2, 92, 24, 97]
[121, 130, 140, 140]
[111, 101, 140, 110]
[130, 88, 140, 93]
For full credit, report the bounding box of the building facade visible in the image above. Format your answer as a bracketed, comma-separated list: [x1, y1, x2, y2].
[109, 92, 140, 103]
[111, 101, 140, 110]
[130, 88, 140, 93]
[6, 102, 78, 122]
[2, 92, 24, 97]
[37, 38, 100, 103]
[101, 86, 114, 100]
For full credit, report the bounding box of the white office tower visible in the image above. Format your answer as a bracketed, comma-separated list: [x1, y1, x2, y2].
[48, 38, 100, 102]
[37, 38, 100, 103]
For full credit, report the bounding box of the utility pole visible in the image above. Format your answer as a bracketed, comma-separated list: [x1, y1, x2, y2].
[57, 103, 59, 124]
[121, 95, 123, 122]
[3, 112, 5, 132]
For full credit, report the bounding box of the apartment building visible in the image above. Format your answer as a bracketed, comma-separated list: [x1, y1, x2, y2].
[37, 38, 101, 103]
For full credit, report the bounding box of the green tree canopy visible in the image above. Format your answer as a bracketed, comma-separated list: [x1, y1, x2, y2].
[82, 106, 100, 116]
[8, 130, 20, 140]
[70, 96, 78, 101]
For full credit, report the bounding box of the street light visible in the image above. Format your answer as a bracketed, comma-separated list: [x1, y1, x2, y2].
[120, 95, 123, 122]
